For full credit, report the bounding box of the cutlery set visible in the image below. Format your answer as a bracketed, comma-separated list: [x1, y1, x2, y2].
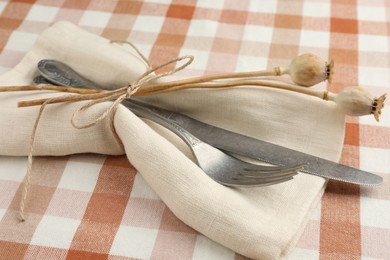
[33, 59, 383, 187]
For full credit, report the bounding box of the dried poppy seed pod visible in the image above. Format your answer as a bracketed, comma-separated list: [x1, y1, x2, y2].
[327, 86, 386, 122]
[278, 53, 334, 87]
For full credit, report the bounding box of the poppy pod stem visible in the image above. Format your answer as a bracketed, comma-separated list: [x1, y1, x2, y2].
[140, 81, 385, 122]
[138, 53, 332, 95]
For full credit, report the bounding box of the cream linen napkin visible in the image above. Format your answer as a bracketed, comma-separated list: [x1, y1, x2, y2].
[0, 22, 345, 259]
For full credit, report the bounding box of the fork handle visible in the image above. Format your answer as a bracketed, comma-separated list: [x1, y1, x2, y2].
[122, 99, 203, 148]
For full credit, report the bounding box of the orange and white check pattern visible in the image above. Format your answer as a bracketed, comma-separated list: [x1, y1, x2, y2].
[0, 0, 389, 259]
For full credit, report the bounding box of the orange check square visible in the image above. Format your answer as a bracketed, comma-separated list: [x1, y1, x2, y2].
[331, 18, 358, 34]
[166, 4, 194, 20]
[274, 14, 302, 29]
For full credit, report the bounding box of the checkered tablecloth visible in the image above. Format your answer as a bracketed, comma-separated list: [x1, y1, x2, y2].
[0, 0, 389, 259]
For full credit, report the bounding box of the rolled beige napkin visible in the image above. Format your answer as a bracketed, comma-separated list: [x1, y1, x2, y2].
[0, 21, 345, 259]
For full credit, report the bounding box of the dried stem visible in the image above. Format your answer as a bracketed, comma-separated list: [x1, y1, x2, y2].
[0, 84, 105, 94]
[140, 69, 279, 93]
[15, 78, 328, 107]
[18, 90, 111, 107]
[137, 79, 326, 99]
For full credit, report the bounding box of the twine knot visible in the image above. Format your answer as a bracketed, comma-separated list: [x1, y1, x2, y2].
[126, 83, 136, 98]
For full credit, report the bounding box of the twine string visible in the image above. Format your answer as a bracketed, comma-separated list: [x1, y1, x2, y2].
[19, 42, 193, 221]
[19, 100, 50, 221]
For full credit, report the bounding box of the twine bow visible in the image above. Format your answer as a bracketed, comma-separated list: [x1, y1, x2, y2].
[71, 42, 193, 130]
[19, 41, 194, 221]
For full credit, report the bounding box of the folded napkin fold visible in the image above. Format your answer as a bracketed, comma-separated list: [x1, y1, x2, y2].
[0, 21, 345, 259]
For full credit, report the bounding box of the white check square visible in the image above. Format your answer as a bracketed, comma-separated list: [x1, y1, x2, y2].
[0, 66, 9, 74]
[0, 209, 5, 221]
[358, 34, 388, 52]
[179, 48, 209, 70]
[79, 11, 112, 28]
[192, 235, 235, 260]
[4, 31, 38, 52]
[133, 43, 152, 58]
[31, 215, 81, 249]
[302, 2, 331, 18]
[360, 197, 390, 229]
[360, 106, 390, 127]
[188, 20, 218, 37]
[359, 66, 390, 88]
[289, 248, 320, 259]
[130, 174, 160, 200]
[300, 30, 330, 48]
[0, 1, 6, 14]
[358, 6, 386, 22]
[25, 4, 59, 22]
[0, 156, 27, 182]
[144, 0, 171, 4]
[236, 55, 268, 71]
[249, 1, 277, 14]
[242, 25, 273, 43]
[57, 161, 101, 192]
[196, 0, 224, 9]
[132, 16, 165, 34]
[309, 202, 322, 221]
[360, 146, 390, 173]
[110, 226, 158, 259]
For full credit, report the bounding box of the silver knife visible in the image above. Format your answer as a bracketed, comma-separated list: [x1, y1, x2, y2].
[35, 60, 383, 186]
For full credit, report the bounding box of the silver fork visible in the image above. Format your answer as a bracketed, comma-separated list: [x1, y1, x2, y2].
[34, 60, 303, 187]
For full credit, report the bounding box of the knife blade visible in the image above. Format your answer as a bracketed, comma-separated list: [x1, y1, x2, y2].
[36, 59, 383, 186]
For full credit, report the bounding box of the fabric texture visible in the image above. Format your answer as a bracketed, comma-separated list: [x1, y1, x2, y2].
[0, 21, 346, 259]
